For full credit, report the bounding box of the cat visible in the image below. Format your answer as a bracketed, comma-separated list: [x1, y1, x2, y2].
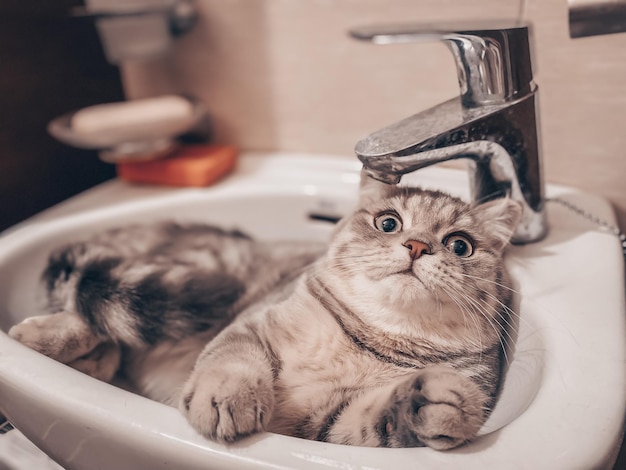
[9, 176, 522, 450]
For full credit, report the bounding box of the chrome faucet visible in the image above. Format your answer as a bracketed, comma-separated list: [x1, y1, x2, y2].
[350, 22, 547, 244]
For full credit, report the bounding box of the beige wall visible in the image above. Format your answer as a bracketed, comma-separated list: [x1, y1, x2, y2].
[121, 0, 626, 230]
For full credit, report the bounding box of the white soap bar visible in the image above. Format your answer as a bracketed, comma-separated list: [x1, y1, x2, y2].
[71, 95, 194, 135]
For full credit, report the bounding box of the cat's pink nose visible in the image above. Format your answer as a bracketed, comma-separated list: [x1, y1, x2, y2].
[403, 240, 431, 260]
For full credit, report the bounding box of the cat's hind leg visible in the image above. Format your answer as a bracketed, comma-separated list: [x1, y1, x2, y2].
[8, 311, 121, 382]
[67, 341, 121, 382]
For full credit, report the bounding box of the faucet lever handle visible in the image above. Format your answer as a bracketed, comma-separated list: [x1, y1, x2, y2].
[349, 21, 534, 107]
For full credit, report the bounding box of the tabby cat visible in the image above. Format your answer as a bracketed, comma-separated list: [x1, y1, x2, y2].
[9, 176, 521, 450]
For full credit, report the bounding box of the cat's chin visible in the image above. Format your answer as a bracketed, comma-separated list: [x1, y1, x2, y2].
[373, 272, 437, 307]
[393, 270, 430, 291]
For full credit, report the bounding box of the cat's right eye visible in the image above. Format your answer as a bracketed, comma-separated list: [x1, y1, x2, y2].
[374, 212, 403, 233]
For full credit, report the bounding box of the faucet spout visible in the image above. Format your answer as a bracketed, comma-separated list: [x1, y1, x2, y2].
[351, 22, 547, 244]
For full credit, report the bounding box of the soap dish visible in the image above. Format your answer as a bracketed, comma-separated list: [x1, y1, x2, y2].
[47, 95, 209, 162]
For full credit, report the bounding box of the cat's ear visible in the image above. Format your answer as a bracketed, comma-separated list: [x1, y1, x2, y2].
[358, 169, 393, 205]
[474, 198, 523, 250]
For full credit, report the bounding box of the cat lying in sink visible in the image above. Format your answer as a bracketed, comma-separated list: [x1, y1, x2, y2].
[9, 177, 521, 450]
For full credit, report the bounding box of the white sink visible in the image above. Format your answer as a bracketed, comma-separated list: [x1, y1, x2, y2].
[0, 152, 624, 469]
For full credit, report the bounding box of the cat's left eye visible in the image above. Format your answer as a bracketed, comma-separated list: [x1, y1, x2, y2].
[443, 233, 474, 257]
[374, 212, 403, 233]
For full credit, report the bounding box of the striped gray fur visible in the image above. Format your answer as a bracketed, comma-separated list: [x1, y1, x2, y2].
[41, 222, 321, 347]
[10, 180, 522, 450]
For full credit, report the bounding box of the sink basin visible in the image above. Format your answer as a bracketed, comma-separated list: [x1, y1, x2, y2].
[0, 151, 624, 469]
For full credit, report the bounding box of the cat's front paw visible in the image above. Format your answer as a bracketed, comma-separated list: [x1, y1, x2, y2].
[387, 366, 488, 450]
[180, 363, 274, 443]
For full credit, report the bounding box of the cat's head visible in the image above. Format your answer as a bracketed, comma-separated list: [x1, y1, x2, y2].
[322, 175, 522, 338]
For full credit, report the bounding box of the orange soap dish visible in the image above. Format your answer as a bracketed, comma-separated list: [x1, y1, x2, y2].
[116, 145, 238, 187]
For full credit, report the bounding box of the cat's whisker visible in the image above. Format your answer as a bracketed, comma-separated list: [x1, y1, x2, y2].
[478, 290, 525, 335]
[461, 281, 531, 333]
[329, 254, 383, 267]
[455, 292, 495, 358]
[470, 297, 516, 365]
[465, 301, 509, 366]
[434, 288, 443, 320]
[439, 283, 485, 353]
[473, 190, 508, 205]
[440, 279, 514, 366]
[456, 271, 522, 296]
[455, 272, 525, 323]
[446, 279, 517, 348]
[332, 252, 374, 258]
[460, 288, 519, 366]
[459, 271, 571, 335]
[438, 286, 475, 345]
